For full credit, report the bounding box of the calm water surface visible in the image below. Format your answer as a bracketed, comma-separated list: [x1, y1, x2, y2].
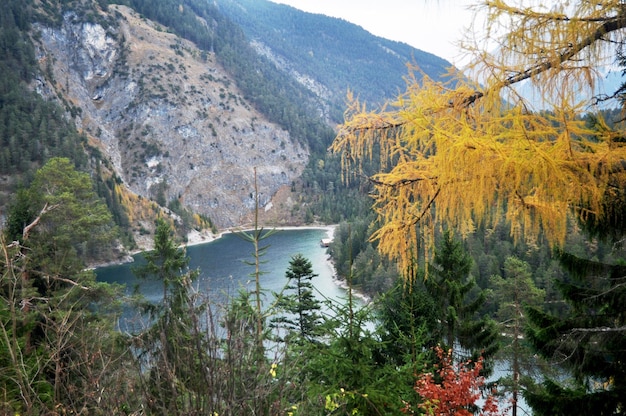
[96, 227, 350, 309]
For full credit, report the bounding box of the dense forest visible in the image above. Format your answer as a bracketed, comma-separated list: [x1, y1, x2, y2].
[2, 0, 626, 415]
[0, 0, 86, 176]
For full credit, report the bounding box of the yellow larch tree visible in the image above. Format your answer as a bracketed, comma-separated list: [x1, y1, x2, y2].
[331, 1, 626, 278]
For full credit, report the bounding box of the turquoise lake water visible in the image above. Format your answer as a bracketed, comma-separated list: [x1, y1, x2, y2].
[96, 227, 353, 314]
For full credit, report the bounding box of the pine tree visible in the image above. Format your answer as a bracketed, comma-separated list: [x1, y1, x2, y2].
[0, 157, 129, 414]
[377, 274, 438, 367]
[273, 253, 322, 342]
[132, 218, 208, 414]
[490, 256, 546, 416]
[298, 288, 403, 414]
[237, 167, 277, 353]
[5, 157, 117, 270]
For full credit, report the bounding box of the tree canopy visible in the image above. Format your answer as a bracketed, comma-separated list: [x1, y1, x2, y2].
[331, 1, 626, 275]
[5, 157, 117, 271]
[0, 157, 127, 414]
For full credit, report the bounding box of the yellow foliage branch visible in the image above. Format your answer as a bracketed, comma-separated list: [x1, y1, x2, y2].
[332, 29, 626, 279]
[330, 1, 626, 279]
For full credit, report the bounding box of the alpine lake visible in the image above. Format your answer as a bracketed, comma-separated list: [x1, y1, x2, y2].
[95, 227, 359, 330]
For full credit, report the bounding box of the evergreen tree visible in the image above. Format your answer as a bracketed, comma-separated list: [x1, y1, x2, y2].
[427, 230, 500, 372]
[377, 273, 438, 367]
[236, 167, 277, 353]
[524, 250, 626, 415]
[298, 294, 404, 414]
[5, 157, 117, 269]
[490, 256, 546, 416]
[0, 158, 130, 414]
[132, 218, 208, 414]
[273, 253, 322, 342]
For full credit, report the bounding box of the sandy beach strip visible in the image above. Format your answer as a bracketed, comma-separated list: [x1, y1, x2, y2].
[183, 224, 337, 248]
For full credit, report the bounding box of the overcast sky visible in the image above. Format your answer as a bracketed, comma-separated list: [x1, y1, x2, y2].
[269, 0, 475, 66]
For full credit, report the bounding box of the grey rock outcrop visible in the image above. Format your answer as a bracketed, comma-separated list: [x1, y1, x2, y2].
[34, 5, 308, 229]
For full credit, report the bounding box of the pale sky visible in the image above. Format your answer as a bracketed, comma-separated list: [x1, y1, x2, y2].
[269, 0, 476, 66]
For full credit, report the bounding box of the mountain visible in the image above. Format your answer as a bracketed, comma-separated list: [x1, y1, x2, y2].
[34, 4, 312, 237]
[1, 0, 453, 252]
[215, 0, 453, 121]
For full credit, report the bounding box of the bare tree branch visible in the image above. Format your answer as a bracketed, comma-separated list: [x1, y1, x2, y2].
[46, 275, 90, 291]
[22, 202, 59, 242]
[570, 325, 626, 333]
[411, 187, 441, 226]
[465, 6, 626, 106]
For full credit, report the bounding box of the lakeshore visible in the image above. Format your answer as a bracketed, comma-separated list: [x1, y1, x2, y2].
[95, 223, 372, 305]
[96, 223, 336, 267]
[97, 226, 363, 308]
[182, 223, 337, 249]
[182, 223, 372, 303]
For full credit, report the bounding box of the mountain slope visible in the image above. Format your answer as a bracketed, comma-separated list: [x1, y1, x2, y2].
[216, 0, 454, 121]
[2, 0, 455, 252]
[35, 4, 308, 230]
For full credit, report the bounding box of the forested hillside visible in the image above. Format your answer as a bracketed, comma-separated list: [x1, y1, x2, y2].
[215, 0, 452, 122]
[0, 0, 87, 198]
[328, 0, 626, 414]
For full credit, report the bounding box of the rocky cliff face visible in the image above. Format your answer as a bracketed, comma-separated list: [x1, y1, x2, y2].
[34, 5, 309, 230]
